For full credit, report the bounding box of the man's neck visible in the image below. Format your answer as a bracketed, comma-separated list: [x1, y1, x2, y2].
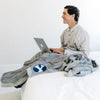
[68, 21, 77, 29]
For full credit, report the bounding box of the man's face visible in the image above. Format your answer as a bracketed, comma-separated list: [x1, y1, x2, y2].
[62, 9, 73, 24]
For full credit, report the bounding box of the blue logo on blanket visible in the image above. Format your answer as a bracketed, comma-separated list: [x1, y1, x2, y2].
[33, 64, 47, 72]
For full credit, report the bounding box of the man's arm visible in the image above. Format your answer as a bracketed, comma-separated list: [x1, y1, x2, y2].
[75, 30, 90, 56]
[49, 48, 64, 54]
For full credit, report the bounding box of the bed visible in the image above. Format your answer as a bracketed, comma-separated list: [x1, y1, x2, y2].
[21, 51, 100, 100]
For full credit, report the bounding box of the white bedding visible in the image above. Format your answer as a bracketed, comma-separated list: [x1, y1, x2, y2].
[21, 52, 100, 100]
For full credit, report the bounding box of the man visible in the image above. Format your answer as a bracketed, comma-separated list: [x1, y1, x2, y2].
[1, 6, 92, 88]
[50, 5, 90, 56]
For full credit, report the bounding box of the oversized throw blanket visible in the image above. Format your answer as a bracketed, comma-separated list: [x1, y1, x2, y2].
[1, 51, 98, 87]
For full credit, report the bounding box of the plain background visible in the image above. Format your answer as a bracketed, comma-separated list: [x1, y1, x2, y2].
[0, 0, 100, 66]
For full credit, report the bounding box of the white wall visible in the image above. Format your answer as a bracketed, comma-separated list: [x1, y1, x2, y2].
[0, 0, 100, 65]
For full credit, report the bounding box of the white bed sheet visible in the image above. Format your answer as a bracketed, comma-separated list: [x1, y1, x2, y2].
[21, 52, 100, 100]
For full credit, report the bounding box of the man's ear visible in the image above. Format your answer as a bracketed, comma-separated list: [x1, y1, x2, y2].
[72, 14, 75, 18]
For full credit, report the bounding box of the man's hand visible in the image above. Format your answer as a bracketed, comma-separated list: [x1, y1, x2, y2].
[49, 48, 64, 54]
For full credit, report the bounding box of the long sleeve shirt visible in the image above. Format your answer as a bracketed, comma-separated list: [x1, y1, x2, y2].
[60, 24, 90, 56]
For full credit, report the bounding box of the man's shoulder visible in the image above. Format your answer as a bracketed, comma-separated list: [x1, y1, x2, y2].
[76, 25, 87, 33]
[76, 25, 89, 38]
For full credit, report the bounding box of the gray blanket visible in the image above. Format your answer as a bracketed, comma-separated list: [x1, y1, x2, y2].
[1, 52, 98, 87]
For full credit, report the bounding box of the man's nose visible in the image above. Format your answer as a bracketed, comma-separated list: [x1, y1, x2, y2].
[62, 15, 64, 18]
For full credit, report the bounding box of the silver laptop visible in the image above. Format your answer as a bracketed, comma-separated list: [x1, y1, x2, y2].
[34, 38, 51, 53]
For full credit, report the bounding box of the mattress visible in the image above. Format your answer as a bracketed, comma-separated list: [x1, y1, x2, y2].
[21, 51, 100, 100]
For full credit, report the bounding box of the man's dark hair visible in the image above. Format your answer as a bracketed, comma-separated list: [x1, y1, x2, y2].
[64, 5, 80, 22]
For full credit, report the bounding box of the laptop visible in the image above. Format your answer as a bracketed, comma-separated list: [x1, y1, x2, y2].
[34, 38, 52, 53]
